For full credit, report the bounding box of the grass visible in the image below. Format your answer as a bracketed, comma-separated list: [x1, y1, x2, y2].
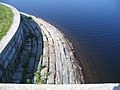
[34, 64, 45, 84]
[34, 56, 50, 84]
[0, 4, 13, 40]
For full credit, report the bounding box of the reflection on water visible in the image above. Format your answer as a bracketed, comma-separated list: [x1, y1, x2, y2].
[1, 0, 120, 83]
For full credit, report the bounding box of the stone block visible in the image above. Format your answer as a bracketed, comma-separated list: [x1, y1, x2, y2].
[32, 47, 37, 55]
[0, 70, 3, 77]
[14, 59, 19, 65]
[4, 70, 11, 81]
[9, 63, 15, 74]
[8, 46, 12, 53]
[1, 50, 9, 62]
[3, 59, 9, 69]
[19, 55, 26, 63]
[38, 40, 42, 45]
[8, 68, 13, 78]
[25, 38, 31, 45]
[34, 29, 40, 36]
[12, 71, 23, 80]
[7, 48, 15, 62]
[14, 33, 19, 42]
[11, 41, 15, 47]
[10, 56, 15, 65]
[34, 60, 40, 72]
[13, 43, 18, 49]
[37, 43, 42, 50]
[19, 39, 23, 47]
[17, 35, 21, 44]
[0, 58, 3, 65]
[12, 80, 21, 83]
[1, 73, 7, 82]
[24, 45, 31, 51]
[20, 27, 23, 35]
[16, 63, 24, 72]
[27, 58, 35, 73]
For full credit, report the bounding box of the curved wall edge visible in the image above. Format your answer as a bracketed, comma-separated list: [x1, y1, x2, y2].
[0, 2, 20, 53]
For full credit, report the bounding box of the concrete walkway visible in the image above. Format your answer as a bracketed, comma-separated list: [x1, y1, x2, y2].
[0, 84, 120, 90]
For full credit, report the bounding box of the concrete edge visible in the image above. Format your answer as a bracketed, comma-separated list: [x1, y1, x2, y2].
[0, 84, 119, 90]
[0, 2, 20, 53]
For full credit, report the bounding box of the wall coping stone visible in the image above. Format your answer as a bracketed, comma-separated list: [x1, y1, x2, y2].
[0, 2, 20, 53]
[0, 84, 120, 90]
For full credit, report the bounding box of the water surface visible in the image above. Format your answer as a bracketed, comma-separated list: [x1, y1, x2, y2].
[1, 0, 120, 83]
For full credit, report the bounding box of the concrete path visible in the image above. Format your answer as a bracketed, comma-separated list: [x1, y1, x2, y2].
[0, 84, 120, 90]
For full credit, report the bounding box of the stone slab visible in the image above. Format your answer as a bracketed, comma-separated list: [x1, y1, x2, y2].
[0, 84, 120, 90]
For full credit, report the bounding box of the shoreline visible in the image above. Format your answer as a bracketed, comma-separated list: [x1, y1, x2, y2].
[38, 18, 85, 84]
[48, 23, 95, 83]
[21, 12, 85, 84]
[46, 21, 89, 83]
[62, 32, 94, 83]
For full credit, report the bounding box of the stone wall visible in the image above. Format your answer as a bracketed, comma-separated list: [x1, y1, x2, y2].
[0, 3, 22, 82]
[0, 3, 43, 83]
[0, 2, 82, 84]
[0, 26, 24, 82]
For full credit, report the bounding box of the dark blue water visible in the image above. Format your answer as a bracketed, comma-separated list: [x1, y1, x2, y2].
[1, 0, 120, 83]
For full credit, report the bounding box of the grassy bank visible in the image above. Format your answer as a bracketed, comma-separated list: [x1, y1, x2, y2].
[0, 4, 13, 40]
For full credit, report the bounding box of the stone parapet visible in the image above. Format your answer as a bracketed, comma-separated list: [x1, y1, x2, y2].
[0, 84, 119, 90]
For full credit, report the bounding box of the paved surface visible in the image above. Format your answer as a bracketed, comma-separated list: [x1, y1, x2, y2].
[0, 84, 120, 90]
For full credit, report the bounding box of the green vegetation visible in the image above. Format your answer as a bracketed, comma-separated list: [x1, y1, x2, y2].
[34, 64, 45, 84]
[0, 4, 13, 40]
[28, 15, 32, 19]
[34, 56, 50, 84]
[21, 51, 35, 84]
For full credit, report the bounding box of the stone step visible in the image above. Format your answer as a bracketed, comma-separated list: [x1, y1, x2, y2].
[39, 23, 56, 84]
[43, 22, 70, 84]
[47, 22, 79, 84]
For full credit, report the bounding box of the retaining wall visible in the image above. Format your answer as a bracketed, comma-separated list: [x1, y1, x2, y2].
[0, 2, 23, 82]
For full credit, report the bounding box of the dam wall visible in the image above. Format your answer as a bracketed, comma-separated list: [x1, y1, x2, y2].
[0, 3, 43, 83]
[0, 2, 82, 84]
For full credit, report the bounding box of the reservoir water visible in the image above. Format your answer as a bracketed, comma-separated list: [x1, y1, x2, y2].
[1, 0, 120, 83]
